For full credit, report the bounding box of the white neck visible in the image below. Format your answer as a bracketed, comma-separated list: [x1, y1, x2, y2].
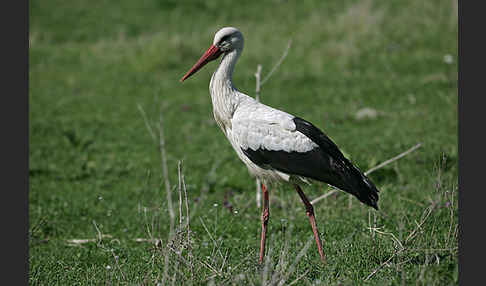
[209, 49, 241, 129]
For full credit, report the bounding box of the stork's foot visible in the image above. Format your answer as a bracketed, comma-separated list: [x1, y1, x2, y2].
[294, 184, 327, 264]
[258, 184, 270, 264]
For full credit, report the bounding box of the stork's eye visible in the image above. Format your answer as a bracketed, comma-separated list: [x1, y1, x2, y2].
[219, 35, 231, 44]
[218, 41, 232, 51]
[217, 34, 235, 50]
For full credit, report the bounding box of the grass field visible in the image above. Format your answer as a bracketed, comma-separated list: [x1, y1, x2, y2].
[29, 0, 458, 284]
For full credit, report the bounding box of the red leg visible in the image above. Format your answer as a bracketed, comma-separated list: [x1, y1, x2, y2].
[258, 183, 270, 264]
[294, 184, 326, 264]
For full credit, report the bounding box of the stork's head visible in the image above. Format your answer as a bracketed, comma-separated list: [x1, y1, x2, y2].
[213, 27, 244, 53]
[180, 27, 244, 82]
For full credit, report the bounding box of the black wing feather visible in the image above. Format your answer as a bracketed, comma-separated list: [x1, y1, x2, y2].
[241, 116, 379, 210]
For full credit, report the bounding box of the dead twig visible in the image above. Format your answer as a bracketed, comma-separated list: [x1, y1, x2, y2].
[66, 234, 113, 246]
[254, 64, 262, 209]
[365, 143, 422, 176]
[254, 40, 292, 209]
[255, 64, 262, 102]
[133, 238, 160, 244]
[256, 180, 262, 209]
[261, 40, 293, 86]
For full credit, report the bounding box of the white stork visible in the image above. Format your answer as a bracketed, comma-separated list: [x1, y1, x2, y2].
[180, 27, 379, 264]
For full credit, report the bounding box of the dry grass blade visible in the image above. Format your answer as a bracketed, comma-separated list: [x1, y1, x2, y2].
[262, 238, 274, 285]
[172, 162, 184, 286]
[370, 228, 404, 249]
[178, 160, 183, 226]
[133, 238, 159, 243]
[29, 216, 47, 238]
[446, 184, 457, 247]
[182, 173, 190, 230]
[182, 171, 193, 280]
[397, 195, 425, 207]
[137, 103, 156, 142]
[200, 260, 223, 278]
[270, 233, 290, 284]
[92, 220, 104, 247]
[167, 245, 192, 268]
[159, 108, 175, 230]
[159, 106, 174, 286]
[219, 249, 230, 274]
[287, 269, 310, 286]
[111, 249, 127, 281]
[364, 249, 399, 281]
[277, 237, 313, 286]
[404, 204, 435, 245]
[199, 217, 224, 260]
[406, 247, 458, 252]
[364, 200, 437, 281]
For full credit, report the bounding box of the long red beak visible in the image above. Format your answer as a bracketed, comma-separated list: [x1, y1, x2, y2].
[180, 45, 223, 82]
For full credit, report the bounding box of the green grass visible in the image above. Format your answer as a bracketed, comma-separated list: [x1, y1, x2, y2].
[29, 0, 458, 284]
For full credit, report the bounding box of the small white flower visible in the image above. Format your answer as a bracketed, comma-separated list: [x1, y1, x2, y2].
[355, 107, 378, 120]
[443, 54, 454, 64]
[106, 265, 111, 270]
[213, 203, 218, 207]
[407, 94, 416, 104]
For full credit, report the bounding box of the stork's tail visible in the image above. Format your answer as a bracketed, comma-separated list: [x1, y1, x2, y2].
[338, 160, 380, 210]
[291, 116, 380, 209]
